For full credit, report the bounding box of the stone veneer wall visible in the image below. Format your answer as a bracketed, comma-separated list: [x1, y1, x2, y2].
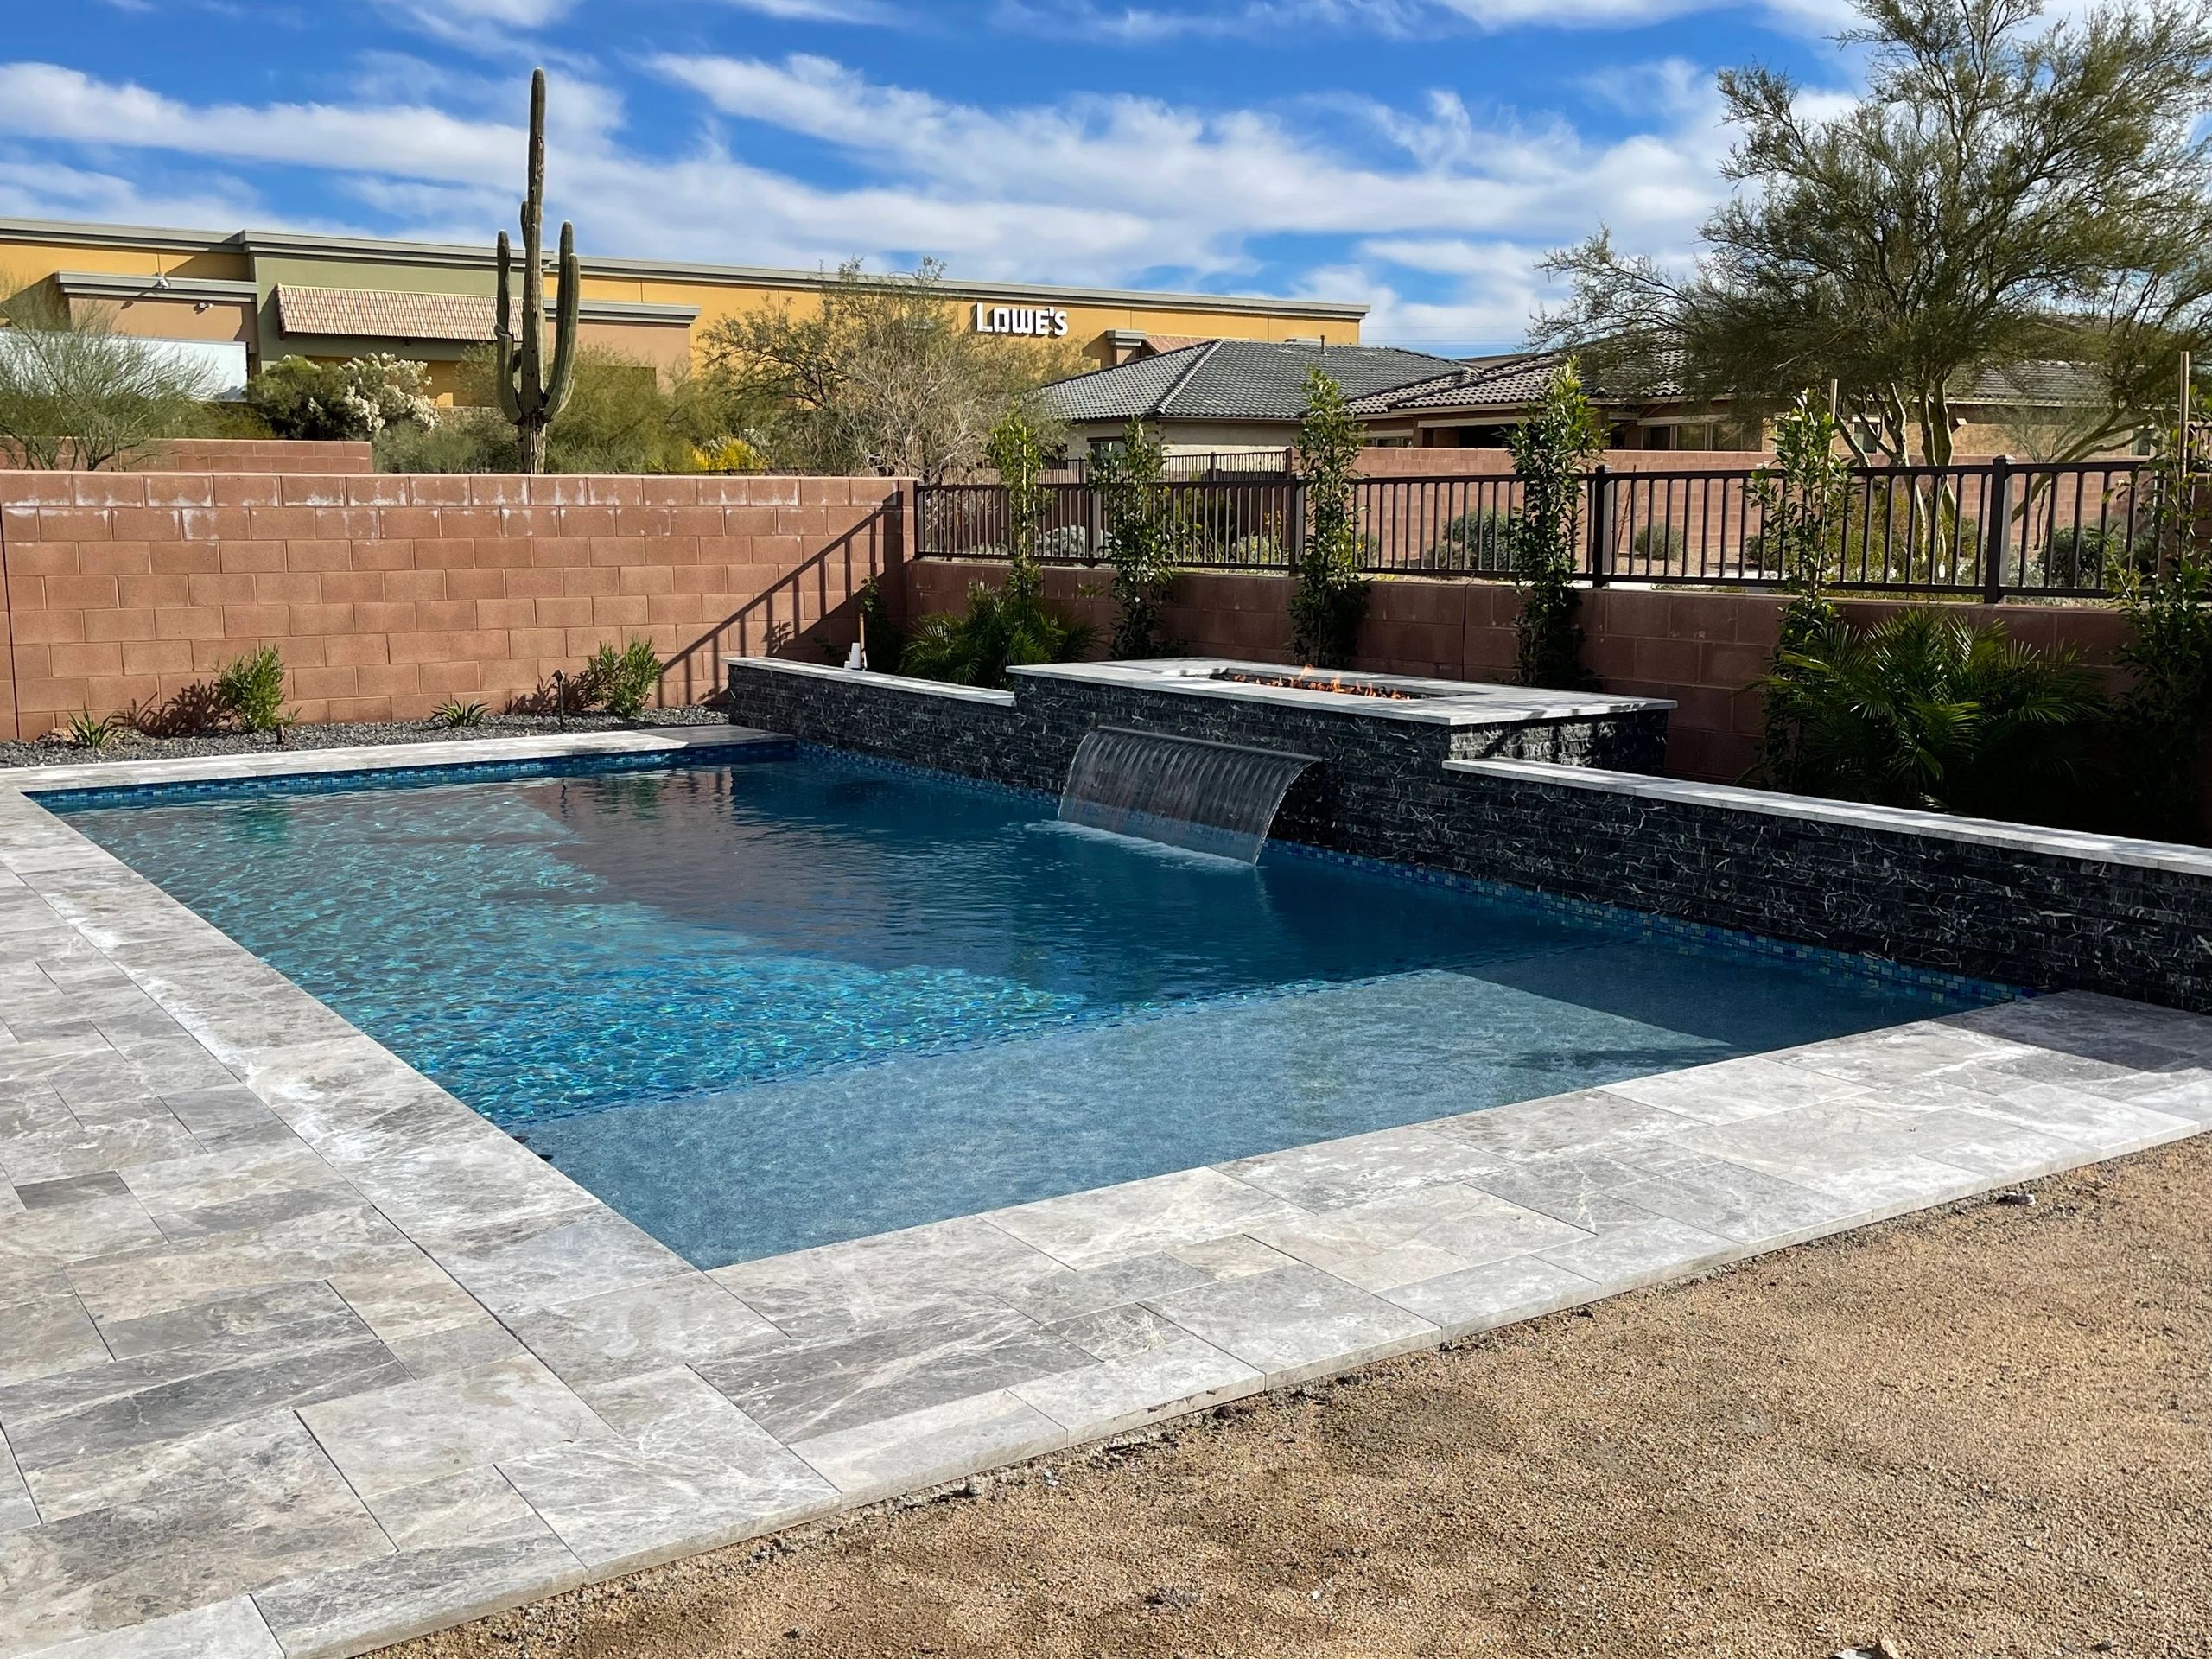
[726, 658, 2212, 1013]
[723, 660, 1665, 801]
[1427, 764, 2212, 1012]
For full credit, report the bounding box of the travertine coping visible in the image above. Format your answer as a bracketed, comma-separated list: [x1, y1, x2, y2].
[728, 658, 1015, 706]
[723, 656, 1676, 727]
[0, 730, 2205, 1659]
[1012, 658, 1675, 727]
[1447, 757, 2212, 880]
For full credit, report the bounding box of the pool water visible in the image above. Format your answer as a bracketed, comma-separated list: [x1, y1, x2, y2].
[57, 753, 2009, 1267]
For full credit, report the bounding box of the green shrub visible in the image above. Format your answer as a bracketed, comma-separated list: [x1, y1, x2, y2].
[1036, 524, 1090, 563]
[373, 409, 516, 474]
[1288, 369, 1370, 667]
[1630, 522, 1687, 561]
[246, 354, 433, 442]
[900, 581, 1092, 689]
[578, 639, 663, 718]
[1758, 608, 2106, 823]
[214, 645, 295, 735]
[434, 697, 488, 728]
[1223, 532, 1287, 567]
[1423, 509, 1513, 573]
[1506, 360, 1601, 690]
[65, 709, 125, 753]
[1094, 418, 1180, 657]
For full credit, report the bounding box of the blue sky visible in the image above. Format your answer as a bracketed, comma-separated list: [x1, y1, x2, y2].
[0, 0, 1863, 353]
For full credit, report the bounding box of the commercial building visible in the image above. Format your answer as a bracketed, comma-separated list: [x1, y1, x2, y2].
[0, 217, 1369, 401]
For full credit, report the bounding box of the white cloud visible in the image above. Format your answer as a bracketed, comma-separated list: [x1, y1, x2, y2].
[718, 0, 902, 20]
[0, 50, 1743, 343]
[998, 0, 1732, 42]
[0, 154, 267, 233]
[657, 53, 1726, 254]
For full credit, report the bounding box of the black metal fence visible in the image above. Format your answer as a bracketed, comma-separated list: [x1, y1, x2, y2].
[916, 454, 2156, 599]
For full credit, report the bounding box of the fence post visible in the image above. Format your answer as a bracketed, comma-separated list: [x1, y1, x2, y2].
[1983, 454, 2011, 604]
[1586, 463, 1611, 586]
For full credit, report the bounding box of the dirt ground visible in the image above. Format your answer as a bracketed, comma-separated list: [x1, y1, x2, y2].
[385, 1138, 2212, 1659]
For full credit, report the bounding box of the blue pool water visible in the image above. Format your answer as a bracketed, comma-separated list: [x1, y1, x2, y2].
[56, 753, 2010, 1267]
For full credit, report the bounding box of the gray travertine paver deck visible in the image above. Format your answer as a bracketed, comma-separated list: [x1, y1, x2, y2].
[1, 731, 2209, 1658]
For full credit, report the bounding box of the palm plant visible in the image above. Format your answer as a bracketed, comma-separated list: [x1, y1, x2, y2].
[899, 581, 1093, 689]
[1759, 607, 2107, 823]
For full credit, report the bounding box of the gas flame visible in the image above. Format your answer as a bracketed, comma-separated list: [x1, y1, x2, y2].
[1223, 668, 1416, 701]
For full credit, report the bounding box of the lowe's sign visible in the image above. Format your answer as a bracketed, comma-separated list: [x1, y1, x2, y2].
[972, 302, 1070, 338]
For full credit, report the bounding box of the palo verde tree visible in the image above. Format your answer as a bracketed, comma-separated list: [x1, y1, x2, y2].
[1093, 417, 1179, 657]
[493, 68, 581, 474]
[1288, 368, 1370, 667]
[1506, 359, 1603, 690]
[702, 261, 1083, 482]
[0, 278, 217, 469]
[1537, 0, 2212, 467]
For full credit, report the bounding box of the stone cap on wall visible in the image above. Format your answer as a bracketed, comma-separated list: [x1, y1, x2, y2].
[1017, 658, 1675, 729]
[1450, 756, 2212, 880]
[725, 656, 1016, 706]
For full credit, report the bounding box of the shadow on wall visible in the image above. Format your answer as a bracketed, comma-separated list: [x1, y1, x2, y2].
[668, 499, 905, 702]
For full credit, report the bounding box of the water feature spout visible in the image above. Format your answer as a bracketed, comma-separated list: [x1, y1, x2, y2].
[1058, 726, 1318, 863]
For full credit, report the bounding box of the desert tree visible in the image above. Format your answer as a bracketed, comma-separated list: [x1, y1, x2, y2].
[701, 260, 1083, 482]
[1537, 0, 2212, 467]
[0, 279, 218, 470]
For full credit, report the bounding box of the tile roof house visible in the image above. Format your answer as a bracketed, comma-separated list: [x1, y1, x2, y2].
[1351, 349, 2115, 454]
[1039, 338, 1465, 454]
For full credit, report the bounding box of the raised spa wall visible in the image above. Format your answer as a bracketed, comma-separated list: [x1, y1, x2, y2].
[723, 655, 2212, 1014]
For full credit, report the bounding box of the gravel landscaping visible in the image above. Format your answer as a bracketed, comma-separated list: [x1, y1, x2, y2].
[381, 1136, 2212, 1659]
[0, 706, 735, 770]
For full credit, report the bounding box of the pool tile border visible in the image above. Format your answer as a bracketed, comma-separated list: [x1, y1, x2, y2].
[0, 730, 2207, 1659]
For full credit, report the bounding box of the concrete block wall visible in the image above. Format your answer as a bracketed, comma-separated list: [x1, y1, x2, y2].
[0, 470, 901, 740]
[144, 441, 378, 475]
[0, 441, 377, 474]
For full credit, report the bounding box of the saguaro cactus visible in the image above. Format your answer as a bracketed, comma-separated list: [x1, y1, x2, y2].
[495, 67, 579, 474]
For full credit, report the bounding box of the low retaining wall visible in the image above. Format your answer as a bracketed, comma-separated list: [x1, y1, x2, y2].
[725, 654, 2212, 1012]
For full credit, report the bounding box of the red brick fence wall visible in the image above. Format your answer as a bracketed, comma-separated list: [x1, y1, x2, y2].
[0, 470, 900, 741]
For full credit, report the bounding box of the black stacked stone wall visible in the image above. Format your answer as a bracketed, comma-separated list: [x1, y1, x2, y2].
[725, 660, 2212, 1009]
[1427, 773, 2212, 1012]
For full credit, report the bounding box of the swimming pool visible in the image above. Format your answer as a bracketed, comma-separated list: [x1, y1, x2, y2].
[54, 752, 2012, 1266]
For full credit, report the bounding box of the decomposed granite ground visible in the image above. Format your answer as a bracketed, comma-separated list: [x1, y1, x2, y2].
[3, 731, 2208, 1659]
[382, 1133, 2212, 1659]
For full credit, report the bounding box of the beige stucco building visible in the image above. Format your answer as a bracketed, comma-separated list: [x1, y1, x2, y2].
[0, 217, 1369, 402]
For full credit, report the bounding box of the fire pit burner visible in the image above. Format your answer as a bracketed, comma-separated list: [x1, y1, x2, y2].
[1213, 670, 1423, 701]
